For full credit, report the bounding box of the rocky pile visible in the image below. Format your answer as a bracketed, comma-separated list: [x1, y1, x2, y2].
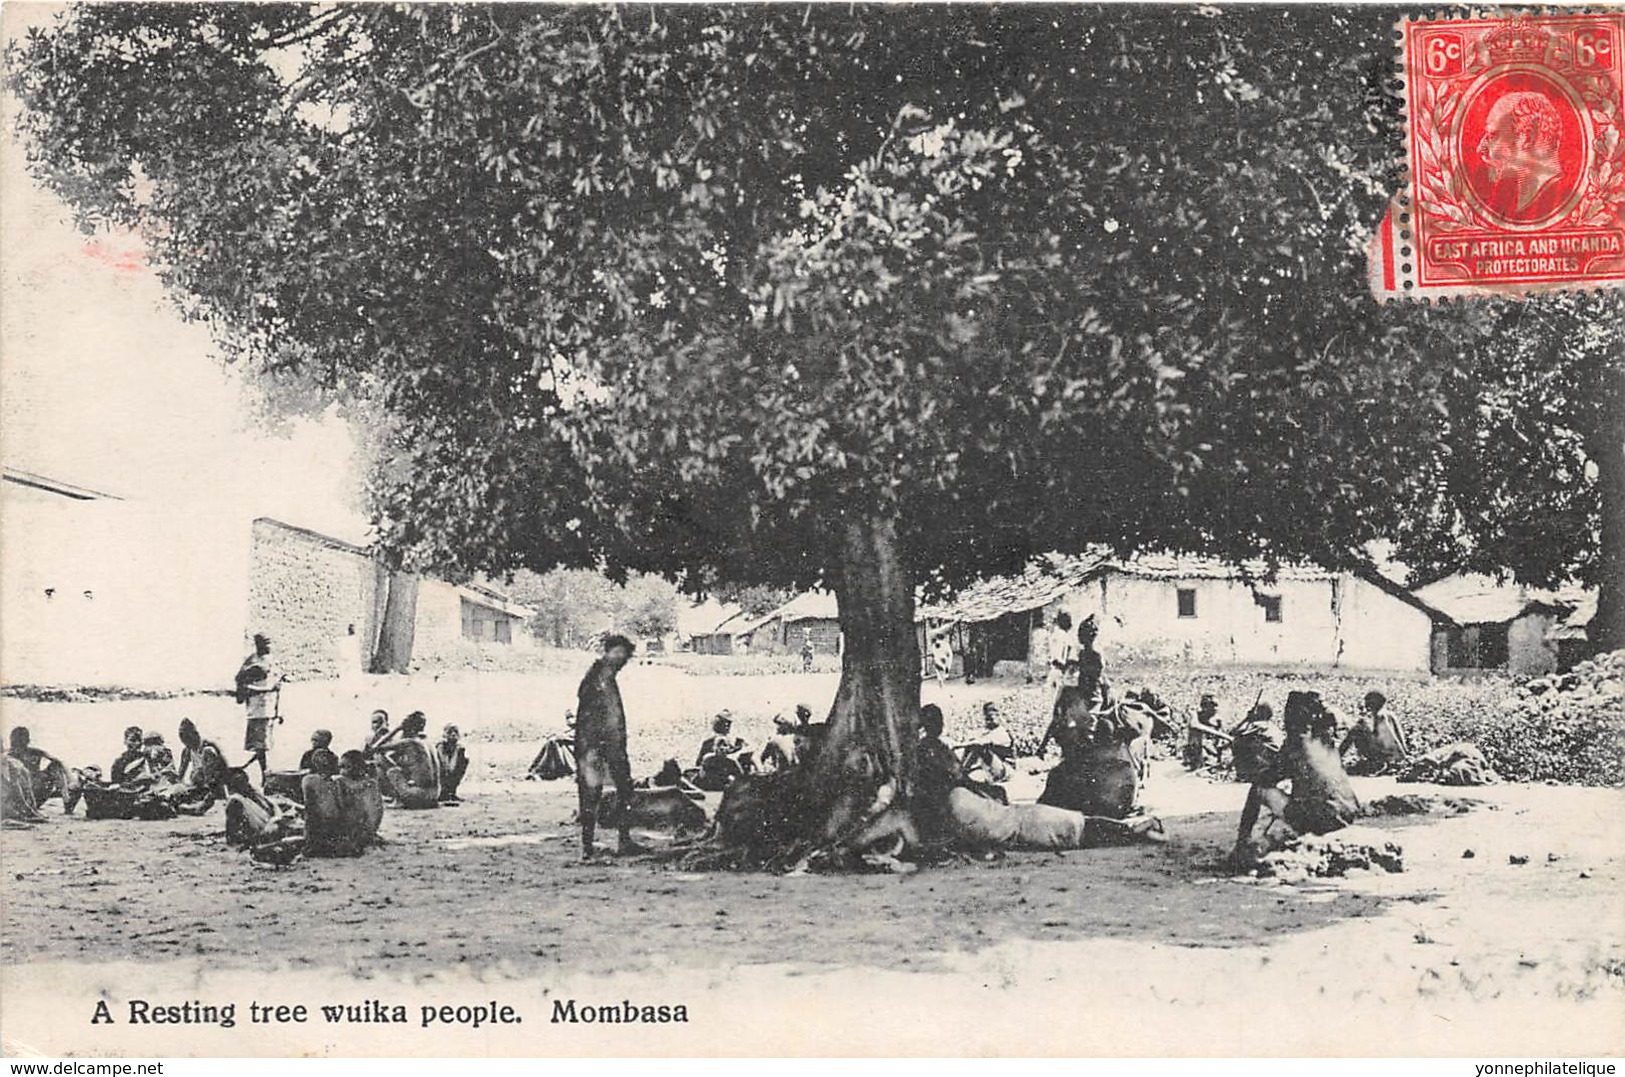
[1486, 649, 1625, 786]
[1256, 826, 1404, 883]
[1510, 650, 1625, 713]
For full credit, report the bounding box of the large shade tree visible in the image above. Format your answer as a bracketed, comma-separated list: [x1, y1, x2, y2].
[11, 4, 1619, 846]
[1389, 293, 1623, 647]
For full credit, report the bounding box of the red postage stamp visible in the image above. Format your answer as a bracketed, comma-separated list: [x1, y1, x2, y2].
[1371, 11, 1625, 299]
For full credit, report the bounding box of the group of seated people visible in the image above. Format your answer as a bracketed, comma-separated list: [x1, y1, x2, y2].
[899, 702, 1165, 852]
[526, 704, 834, 794]
[667, 706, 824, 793]
[227, 748, 383, 861]
[2, 720, 234, 825]
[2, 702, 474, 836]
[349, 708, 469, 808]
[1182, 690, 1413, 779]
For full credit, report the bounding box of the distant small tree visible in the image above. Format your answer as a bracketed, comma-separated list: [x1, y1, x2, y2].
[620, 575, 682, 639]
[507, 568, 680, 647]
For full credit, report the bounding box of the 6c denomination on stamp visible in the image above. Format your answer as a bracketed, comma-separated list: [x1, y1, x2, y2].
[1372, 11, 1625, 299]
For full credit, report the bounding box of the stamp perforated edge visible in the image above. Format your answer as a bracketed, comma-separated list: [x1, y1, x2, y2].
[1375, 6, 1625, 304]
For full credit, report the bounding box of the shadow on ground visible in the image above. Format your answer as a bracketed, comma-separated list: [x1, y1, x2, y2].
[1, 784, 1437, 978]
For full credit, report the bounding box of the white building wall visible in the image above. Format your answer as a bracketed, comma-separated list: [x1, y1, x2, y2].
[1334, 575, 1434, 673]
[1, 497, 253, 690]
[1032, 570, 1431, 673]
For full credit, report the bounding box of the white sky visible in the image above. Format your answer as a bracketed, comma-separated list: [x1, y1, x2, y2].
[1, 3, 368, 542]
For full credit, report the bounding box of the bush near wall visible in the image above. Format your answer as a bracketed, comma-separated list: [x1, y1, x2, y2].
[970, 663, 1623, 788]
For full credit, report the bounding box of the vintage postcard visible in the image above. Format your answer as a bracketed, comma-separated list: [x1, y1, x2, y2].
[2, 2, 1621, 1060]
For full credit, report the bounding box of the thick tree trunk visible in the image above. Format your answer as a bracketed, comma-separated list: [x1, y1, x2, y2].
[1589, 414, 1625, 654]
[370, 565, 419, 674]
[810, 511, 921, 838]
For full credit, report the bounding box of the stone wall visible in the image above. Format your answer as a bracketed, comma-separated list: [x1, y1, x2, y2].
[246, 519, 381, 680]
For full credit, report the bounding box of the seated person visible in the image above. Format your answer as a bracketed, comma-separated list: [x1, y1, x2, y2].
[917, 704, 963, 782]
[300, 729, 340, 775]
[142, 732, 177, 780]
[224, 767, 300, 850]
[6, 727, 79, 815]
[528, 710, 577, 780]
[1037, 689, 1141, 819]
[375, 711, 441, 809]
[1233, 690, 1362, 869]
[2, 751, 46, 825]
[759, 713, 802, 773]
[959, 702, 1016, 783]
[435, 724, 469, 803]
[1339, 691, 1410, 776]
[790, 704, 828, 764]
[1183, 694, 1231, 770]
[1229, 702, 1281, 785]
[110, 726, 150, 786]
[692, 713, 747, 791]
[915, 704, 992, 840]
[303, 750, 384, 857]
[363, 709, 394, 753]
[161, 719, 229, 815]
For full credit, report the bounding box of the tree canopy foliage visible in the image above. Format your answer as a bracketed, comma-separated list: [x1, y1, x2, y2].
[9, 4, 1619, 652]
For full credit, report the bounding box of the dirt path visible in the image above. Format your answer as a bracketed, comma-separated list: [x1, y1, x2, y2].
[3, 762, 1620, 1056]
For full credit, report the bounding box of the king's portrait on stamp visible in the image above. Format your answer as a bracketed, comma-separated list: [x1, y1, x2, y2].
[1373, 11, 1625, 298]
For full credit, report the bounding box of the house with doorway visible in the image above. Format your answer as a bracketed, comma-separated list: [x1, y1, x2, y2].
[733, 591, 842, 656]
[921, 552, 1448, 675]
[1412, 574, 1593, 676]
[678, 599, 746, 655]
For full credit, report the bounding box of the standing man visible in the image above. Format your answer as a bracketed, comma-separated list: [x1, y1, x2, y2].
[574, 634, 646, 860]
[800, 629, 815, 673]
[1075, 615, 1104, 708]
[235, 633, 282, 782]
[931, 631, 954, 689]
[1045, 612, 1075, 714]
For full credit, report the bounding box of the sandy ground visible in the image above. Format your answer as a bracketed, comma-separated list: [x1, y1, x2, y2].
[2, 668, 1623, 1056]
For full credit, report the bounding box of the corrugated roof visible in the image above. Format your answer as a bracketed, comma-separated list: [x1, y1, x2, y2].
[1114, 553, 1338, 582]
[1412, 574, 1579, 625]
[458, 581, 536, 620]
[2, 467, 124, 502]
